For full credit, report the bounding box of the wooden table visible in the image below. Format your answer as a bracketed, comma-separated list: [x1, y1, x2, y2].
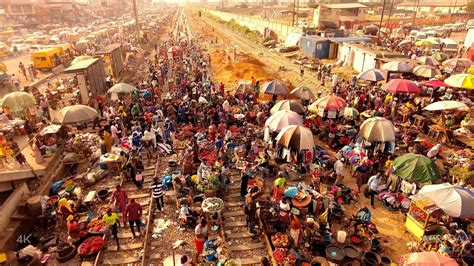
[455, 136, 474, 148]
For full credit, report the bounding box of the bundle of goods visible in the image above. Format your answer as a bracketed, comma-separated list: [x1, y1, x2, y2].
[65, 133, 100, 156]
[197, 174, 221, 194]
[78, 236, 104, 258]
[86, 219, 109, 235]
[271, 232, 290, 248]
[198, 150, 217, 166]
[201, 197, 224, 213]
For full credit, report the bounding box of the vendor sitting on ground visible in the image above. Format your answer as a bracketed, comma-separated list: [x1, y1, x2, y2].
[66, 215, 86, 241]
[350, 207, 372, 233]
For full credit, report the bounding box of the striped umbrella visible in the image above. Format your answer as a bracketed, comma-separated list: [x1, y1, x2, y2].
[359, 117, 395, 142]
[290, 86, 314, 100]
[342, 107, 359, 120]
[444, 74, 474, 89]
[442, 58, 472, 69]
[417, 56, 439, 66]
[413, 65, 441, 79]
[356, 69, 385, 82]
[381, 61, 413, 73]
[270, 99, 305, 114]
[308, 95, 347, 112]
[275, 125, 315, 151]
[265, 110, 303, 132]
[383, 79, 420, 94]
[262, 80, 289, 95]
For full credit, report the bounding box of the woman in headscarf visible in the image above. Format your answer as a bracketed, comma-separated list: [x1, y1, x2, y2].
[58, 198, 74, 221]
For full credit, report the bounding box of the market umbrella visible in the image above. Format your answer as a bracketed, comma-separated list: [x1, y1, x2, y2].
[400, 251, 458, 266]
[444, 73, 474, 89]
[415, 40, 433, 47]
[417, 79, 449, 89]
[275, 125, 314, 151]
[359, 117, 395, 142]
[290, 86, 314, 100]
[381, 61, 413, 73]
[417, 56, 438, 66]
[341, 107, 359, 120]
[52, 105, 98, 125]
[270, 99, 305, 114]
[443, 58, 472, 69]
[423, 100, 468, 111]
[468, 65, 474, 75]
[265, 110, 303, 132]
[393, 153, 442, 184]
[308, 95, 347, 113]
[1, 92, 35, 109]
[107, 83, 135, 93]
[198, 96, 208, 104]
[71, 55, 94, 66]
[413, 65, 441, 79]
[236, 81, 252, 94]
[262, 80, 289, 95]
[383, 79, 420, 94]
[356, 68, 385, 82]
[433, 52, 448, 62]
[418, 183, 474, 218]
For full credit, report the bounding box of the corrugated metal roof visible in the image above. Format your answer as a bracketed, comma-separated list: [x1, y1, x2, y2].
[328, 37, 371, 43]
[65, 58, 99, 73]
[322, 3, 367, 9]
[96, 43, 121, 54]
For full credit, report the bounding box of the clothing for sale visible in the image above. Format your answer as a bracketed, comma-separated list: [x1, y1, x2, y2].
[400, 180, 416, 195]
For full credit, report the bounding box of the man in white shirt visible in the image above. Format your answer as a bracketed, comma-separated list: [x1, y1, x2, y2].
[367, 172, 382, 208]
[334, 158, 345, 185]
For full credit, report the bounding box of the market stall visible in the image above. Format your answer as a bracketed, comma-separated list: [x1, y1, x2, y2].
[405, 196, 442, 241]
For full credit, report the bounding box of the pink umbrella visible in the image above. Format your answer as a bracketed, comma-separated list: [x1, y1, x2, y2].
[400, 251, 458, 266]
[384, 79, 420, 94]
[418, 79, 450, 89]
[308, 95, 347, 112]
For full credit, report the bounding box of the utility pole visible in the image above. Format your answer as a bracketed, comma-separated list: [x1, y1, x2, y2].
[291, 0, 295, 26]
[377, 0, 386, 45]
[411, 0, 420, 26]
[386, 0, 394, 31]
[132, 0, 140, 43]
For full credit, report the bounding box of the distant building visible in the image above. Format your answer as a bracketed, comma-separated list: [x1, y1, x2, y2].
[0, 0, 37, 26]
[395, 0, 467, 14]
[313, 3, 367, 30]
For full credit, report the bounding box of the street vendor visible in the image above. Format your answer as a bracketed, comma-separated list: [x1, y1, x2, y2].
[58, 198, 74, 221]
[110, 185, 128, 224]
[350, 207, 372, 233]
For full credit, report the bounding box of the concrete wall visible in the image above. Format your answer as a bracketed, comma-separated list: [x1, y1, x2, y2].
[204, 9, 302, 41]
[0, 182, 29, 235]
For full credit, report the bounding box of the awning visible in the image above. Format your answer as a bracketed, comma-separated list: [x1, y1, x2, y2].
[284, 31, 303, 47]
[64, 58, 99, 73]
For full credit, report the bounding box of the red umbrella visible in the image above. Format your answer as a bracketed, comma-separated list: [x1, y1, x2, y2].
[309, 95, 347, 112]
[418, 79, 450, 88]
[384, 79, 420, 94]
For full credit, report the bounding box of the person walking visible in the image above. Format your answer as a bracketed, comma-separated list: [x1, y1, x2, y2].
[102, 208, 121, 250]
[333, 157, 345, 185]
[299, 65, 304, 79]
[150, 177, 164, 212]
[110, 185, 128, 224]
[194, 218, 208, 262]
[367, 172, 382, 208]
[125, 199, 143, 240]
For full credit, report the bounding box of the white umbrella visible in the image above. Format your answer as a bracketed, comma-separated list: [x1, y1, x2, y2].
[107, 83, 135, 93]
[342, 107, 359, 120]
[265, 110, 303, 132]
[418, 183, 474, 218]
[290, 86, 314, 100]
[359, 117, 395, 142]
[52, 105, 98, 125]
[423, 100, 468, 111]
[275, 125, 314, 151]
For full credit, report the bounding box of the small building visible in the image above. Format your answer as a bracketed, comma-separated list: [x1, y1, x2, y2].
[313, 3, 367, 30]
[64, 58, 106, 104]
[300, 36, 371, 60]
[338, 42, 407, 73]
[95, 43, 124, 79]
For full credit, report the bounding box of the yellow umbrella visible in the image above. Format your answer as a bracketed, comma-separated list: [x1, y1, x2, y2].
[444, 74, 474, 90]
[415, 40, 433, 47]
[467, 65, 474, 75]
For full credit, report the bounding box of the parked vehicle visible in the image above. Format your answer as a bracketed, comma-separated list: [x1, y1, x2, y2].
[32, 48, 62, 70]
[440, 38, 459, 54]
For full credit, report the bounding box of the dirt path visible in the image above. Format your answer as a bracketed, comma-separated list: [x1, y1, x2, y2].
[186, 9, 330, 95]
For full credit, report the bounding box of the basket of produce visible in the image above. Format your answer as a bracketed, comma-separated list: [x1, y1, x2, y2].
[87, 219, 109, 235]
[271, 232, 290, 248]
[78, 236, 104, 258]
[201, 197, 224, 213]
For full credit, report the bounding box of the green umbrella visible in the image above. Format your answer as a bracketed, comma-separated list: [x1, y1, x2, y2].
[393, 153, 442, 184]
[433, 52, 448, 62]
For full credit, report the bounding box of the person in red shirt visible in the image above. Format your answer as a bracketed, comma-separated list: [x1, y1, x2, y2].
[125, 199, 143, 239]
[219, 82, 225, 95]
[96, 95, 104, 116]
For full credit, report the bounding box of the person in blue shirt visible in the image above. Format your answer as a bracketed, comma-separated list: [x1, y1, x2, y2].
[351, 207, 372, 233]
[215, 136, 222, 151]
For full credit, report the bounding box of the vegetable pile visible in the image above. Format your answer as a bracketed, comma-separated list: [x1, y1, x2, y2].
[271, 232, 290, 248]
[87, 219, 108, 234]
[78, 236, 104, 255]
